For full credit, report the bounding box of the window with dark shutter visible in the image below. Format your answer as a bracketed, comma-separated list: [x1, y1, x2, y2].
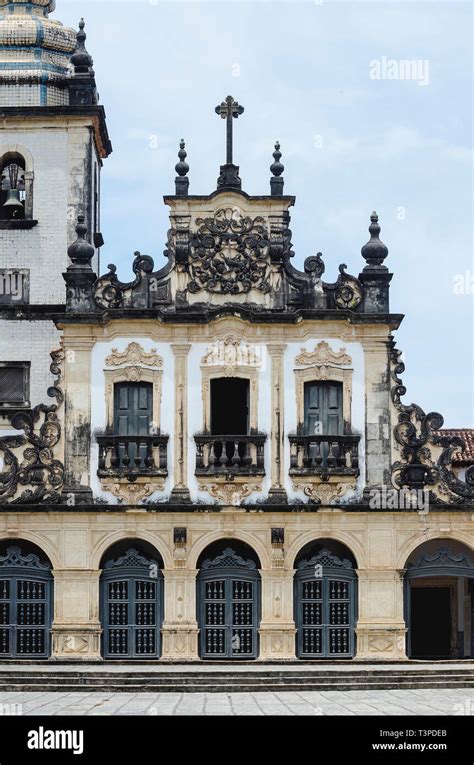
[0, 363, 30, 406]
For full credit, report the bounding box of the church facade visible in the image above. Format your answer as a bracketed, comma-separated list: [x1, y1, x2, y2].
[0, 0, 472, 664]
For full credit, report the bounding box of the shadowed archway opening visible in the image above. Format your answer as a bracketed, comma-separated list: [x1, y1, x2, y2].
[197, 538, 261, 660]
[99, 538, 164, 660]
[294, 538, 358, 660]
[404, 539, 474, 660]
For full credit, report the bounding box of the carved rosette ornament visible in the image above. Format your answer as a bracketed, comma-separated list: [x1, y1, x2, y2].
[295, 481, 355, 505]
[0, 350, 65, 504]
[188, 208, 271, 295]
[390, 339, 474, 504]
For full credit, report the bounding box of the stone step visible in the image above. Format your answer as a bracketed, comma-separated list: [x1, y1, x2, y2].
[0, 679, 473, 693]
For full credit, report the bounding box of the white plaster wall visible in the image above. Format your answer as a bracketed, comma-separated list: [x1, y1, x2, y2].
[90, 338, 175, 503]
[283, 338, 366, 503]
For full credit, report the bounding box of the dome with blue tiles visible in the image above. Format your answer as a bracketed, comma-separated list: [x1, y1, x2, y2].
[0, 0, 76, 106]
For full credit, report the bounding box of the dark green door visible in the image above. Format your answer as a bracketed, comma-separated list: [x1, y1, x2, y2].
[113, 382, 153, 469]
[114, 382, 152, 435]
[304, 381, 343, 435]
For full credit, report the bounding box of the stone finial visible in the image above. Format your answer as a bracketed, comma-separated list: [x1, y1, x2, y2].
[270, 141, 284, 196]
[175, 139, 189, 196]
[70, 18, 94, 74]
[67, 215, 94, 270]
[361, 211, 389, 269]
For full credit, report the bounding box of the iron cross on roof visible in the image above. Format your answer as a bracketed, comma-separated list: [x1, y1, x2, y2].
[215, 95, 244, 165]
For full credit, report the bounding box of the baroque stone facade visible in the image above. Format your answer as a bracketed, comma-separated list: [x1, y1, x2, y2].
[0, 1, 472, 664]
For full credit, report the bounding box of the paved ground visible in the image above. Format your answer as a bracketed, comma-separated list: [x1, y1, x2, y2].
[0, 688, 473, 715]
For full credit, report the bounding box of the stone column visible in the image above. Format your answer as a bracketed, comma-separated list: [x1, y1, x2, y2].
[51, 569, 102, 660]
[258, 569, 296, 660]
[355, 568, 407, 660]
[161, 569, 199, 660]
[61, 329, 95, 504]
[267, 343, 287, 503]
[170, 343, 191, 503]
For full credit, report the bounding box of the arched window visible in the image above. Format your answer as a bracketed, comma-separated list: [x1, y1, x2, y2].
[0, 153, 26, 221]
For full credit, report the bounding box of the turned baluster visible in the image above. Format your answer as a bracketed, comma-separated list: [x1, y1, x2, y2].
[327, 441, 337, 467]
[231, 440, 240, 467]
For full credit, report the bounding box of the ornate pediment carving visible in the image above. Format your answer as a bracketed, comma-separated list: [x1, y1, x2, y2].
[188, 207, 271, 295]
[295, 341, 352, 367]
[105, 342, 163, 368]
[201, 334, 262, 367]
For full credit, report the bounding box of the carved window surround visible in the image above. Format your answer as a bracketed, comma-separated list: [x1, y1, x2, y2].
[104, 343, 163, 433]
[291, 342, 357, 503]
[200, 336, 261, 434]
[197, 336, 264, 504]
[100, 343, 165, 502]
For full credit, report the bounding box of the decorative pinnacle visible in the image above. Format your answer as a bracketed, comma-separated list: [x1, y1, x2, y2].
[67, 214, 94, 269]
[174, 139, 189, 196]
[70, 18, 94, 74]
[361, 210, 389, 268]
[270, 140, 285, 196]
[175, 139, 189, 177]
[270, 141, 284, 177]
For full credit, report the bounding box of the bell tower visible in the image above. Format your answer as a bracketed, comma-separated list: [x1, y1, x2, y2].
[0, 0, 111, 419]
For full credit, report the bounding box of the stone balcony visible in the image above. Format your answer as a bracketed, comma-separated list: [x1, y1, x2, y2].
[97, 434, 169, 479]
[194, 434, 266, 477]
[289, 434, 360, 477]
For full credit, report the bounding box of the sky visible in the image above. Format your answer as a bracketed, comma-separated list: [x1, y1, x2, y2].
[58, 0, 473, 427]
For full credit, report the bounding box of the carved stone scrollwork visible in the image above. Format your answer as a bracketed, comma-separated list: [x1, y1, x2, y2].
[390, 340, 474, 504]
[198, 481, 262, 505]
[92, 251, 154, 309]
[304, 253, 325, 278]
[188, 208, 271, 295]
[105, 342, 163, 368]
[0, 349, 65, 504]
[295, 341, 352, 368]
[294, 481, 355, 505]
[333, 264, 363, 310]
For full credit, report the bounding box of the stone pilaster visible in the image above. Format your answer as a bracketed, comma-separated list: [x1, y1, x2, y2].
[355, 568, 407, 660]
[363, 336, 392, 489]
[169, 343, 191, 503]
[267, 343, 287, 503]
[60, 330, 95, 504]
[51, 569, 102, 660]
[258, 569, 296, 659]
[161, 569, 199, 660]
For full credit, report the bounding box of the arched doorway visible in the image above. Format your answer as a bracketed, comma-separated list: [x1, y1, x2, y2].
[100, 539, 163, 659]
[197, 540, 261, 659]
[0, 540, 53, 658]
[404, 540, 474, 659]
[294, 539, 358, 659]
